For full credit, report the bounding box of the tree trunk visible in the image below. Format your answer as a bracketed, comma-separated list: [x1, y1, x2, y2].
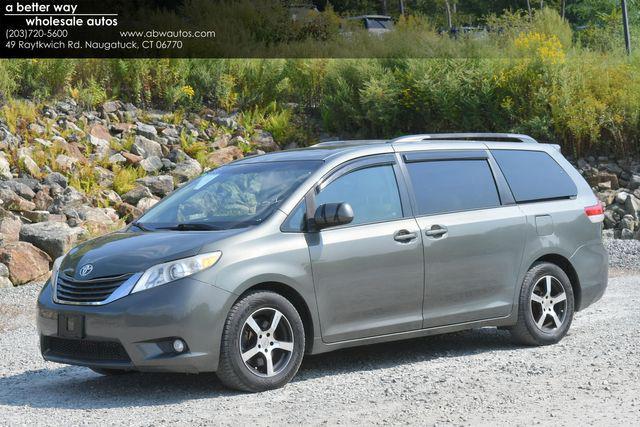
[526, 0, 532, 19]
[561, 0, 566, 19]
[445, 0, 452, 29]
[382, 0, 388, 15]
[399, 0, 405, 16]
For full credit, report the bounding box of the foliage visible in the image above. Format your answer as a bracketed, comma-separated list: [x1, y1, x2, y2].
[112, 166, 146, 195]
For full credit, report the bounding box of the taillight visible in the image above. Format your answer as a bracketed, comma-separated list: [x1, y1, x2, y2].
[584, 202, 604, 223]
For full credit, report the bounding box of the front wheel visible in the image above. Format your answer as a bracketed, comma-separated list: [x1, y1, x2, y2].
[510, 262, 575, 346]
[216, 291, 305, 392]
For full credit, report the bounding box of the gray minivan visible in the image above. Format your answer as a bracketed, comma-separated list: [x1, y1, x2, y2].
[37, 133, 608, 392]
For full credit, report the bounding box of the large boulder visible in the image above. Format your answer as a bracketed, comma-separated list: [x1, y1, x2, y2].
[19, 221, 84, 260]
[44, 172, 68, 189]
[0, 188, 36, 212]
[137, 197, 159, 212]
[131, 135, 162, 159]
[0, 153, 12, 180]
[139, 155, 163, 173]
[136, 122, 158, 140]
[49, 186, 86, 214]
[0, 208, 22, 242]
[0, 180, 35, 200]
[0, 242, 51, 285]
[172, 158, 203, 183]
[122, 185, 154, 205]
[136, 175, 174, 197]
[251, 130, 279, 152]
[206, 146, 244, 166]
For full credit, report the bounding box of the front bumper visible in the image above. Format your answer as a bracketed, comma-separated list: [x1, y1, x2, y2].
[37, 277, 234, 373]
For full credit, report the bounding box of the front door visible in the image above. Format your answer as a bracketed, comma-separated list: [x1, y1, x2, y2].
[401, 152, 526, 328]
[308, 158, 425, 343]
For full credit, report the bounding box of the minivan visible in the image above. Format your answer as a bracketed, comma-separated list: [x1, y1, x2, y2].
[37, 133, 608, 392]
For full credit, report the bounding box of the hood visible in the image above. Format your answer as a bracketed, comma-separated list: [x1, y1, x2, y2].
[60, 229, 243, 280]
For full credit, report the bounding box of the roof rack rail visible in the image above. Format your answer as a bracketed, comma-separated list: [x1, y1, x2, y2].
[389, 133, 539, 144]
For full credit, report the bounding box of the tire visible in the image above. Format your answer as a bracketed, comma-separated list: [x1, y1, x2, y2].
[89, 367, 132, 376]
[216, 291, 305, 392]
[509, 262, 575, 346]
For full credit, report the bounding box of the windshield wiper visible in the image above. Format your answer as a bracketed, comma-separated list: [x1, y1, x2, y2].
[153, 223, 223, 231]
[130, 221, 151, 232]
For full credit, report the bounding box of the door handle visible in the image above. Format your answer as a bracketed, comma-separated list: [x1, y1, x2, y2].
[393, 230, 417, 242]
[425, 225, 448, 237]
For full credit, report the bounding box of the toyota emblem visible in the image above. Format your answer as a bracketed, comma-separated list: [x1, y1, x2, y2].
[79, 264, 94, 277]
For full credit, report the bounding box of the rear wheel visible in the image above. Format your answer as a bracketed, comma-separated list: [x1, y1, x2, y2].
[216, 291, 305, 392]
[510, 262, 575, 346]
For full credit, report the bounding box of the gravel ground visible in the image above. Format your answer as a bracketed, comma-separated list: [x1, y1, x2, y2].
[1, 265, 639, 425]
[604, 238, 640, 272]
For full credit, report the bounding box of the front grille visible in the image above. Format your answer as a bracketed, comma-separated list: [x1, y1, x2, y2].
[41, 336, 131, 362]
[55, 273, 131, 304]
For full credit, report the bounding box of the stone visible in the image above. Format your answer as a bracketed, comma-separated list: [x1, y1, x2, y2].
[597, 182, 612, 191]
[102, 101, 121, 114]
[620, 215, 635, 232]
[33, 190, 53, 211]
[49, 186, 86, 214]
[0, 180, 35, 200]
[94, 167, 114, 187]
[122, 185, 154, 205]
[252, 130, 279, 152]
[72, 206, 115, 235]
[625, 195, 640, 219]
[55, 154, 76, 172]
[587, 171, 619, 190]
[630, 175, 640, 191]
[121, 151, 143, 164]
[21, 155, 41, 177]
[206, 146, 244, 166]
[211, 134, 230, 149]
[0, 188, 36, 212]
[137, 197, 159, 212]
[44, 172, 68, 189]
[100, 189, 122, 205]
[0, 262, 8, 277]
[33, 137, 52, 147]
[88, 134, 111, 158]
[22, 210, 50, 223]
[20, 221, 84, 260]
[0, 153, 12, 180]
[131, 135, 162, 159]
[0, 242, 51, 285]
[0, 208, 22, 242]
[0, 277, 12, 288]
[621, 228, 634, 240]
[615, 191, 628, 204]
[136, 175, 174, 197]
[111, 123, 135, 134]
[136, 122, 158, 140]
[108, 153, 127, 164]
[161, 127, 180, 139]
[171, 158, 203, 183]
[116, 202, 142, 221]
[139, 155, 163, 173]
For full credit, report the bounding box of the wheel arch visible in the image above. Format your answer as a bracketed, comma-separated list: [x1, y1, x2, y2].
[235, 282, 315, 353]
[531, 253, 582, 310]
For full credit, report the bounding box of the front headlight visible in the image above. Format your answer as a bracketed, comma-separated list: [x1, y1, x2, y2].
[131, 251, 222, 294]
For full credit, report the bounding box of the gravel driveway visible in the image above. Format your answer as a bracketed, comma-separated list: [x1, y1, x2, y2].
[1, 272, 639, 425]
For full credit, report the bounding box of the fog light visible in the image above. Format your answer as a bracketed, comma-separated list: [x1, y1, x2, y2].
[172, 339, 185, 353]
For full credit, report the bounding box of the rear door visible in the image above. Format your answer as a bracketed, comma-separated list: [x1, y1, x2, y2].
[307, 155, 425, 343]
[399, 150, 527, 328]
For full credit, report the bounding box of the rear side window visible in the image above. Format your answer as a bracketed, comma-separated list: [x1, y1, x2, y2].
[491, 150, 577, 203]
[406, 160, 500, 216]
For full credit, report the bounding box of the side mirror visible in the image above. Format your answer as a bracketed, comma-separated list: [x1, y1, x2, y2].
[313, 202, 354, 230]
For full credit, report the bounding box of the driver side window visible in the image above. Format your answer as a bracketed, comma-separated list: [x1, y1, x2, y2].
[315, 165, 403, 226]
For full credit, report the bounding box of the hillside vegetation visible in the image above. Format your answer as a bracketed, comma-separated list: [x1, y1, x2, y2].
[1, 9, 639, 156]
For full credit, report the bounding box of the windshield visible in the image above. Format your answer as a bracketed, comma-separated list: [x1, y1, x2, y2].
[136, 160, 321, 231]
[365, 18, 393, 30]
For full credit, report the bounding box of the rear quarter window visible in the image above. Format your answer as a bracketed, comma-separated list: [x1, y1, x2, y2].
[491, 150, 577, 203]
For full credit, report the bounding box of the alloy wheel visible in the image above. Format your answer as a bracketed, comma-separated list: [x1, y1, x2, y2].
[239, 308, 295, 377]
[530, 275, 568, 332]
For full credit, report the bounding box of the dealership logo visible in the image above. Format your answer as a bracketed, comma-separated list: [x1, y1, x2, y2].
[79, 264, 94, 277]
